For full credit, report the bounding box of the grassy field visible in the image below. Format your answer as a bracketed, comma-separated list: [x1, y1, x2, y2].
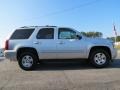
[115, 45, 120, 50]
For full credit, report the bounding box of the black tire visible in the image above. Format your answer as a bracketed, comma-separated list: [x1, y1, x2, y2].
[18, 52, 38, 70]
[89, 49, 110, 68]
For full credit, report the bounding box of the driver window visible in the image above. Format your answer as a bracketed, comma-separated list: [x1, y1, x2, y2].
[58, 28, 76, 39]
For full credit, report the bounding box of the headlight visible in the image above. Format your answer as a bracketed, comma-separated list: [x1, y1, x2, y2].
[110, 41, 115, 48]
[108, 40, 115, 48]
[112, 43, 115, 48]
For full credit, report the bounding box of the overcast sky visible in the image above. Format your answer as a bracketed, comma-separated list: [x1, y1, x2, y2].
[0, 0, 120, 47]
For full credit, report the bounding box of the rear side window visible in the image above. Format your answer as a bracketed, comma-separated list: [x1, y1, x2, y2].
[37, 28, 54, 39]
[10, 29, 34, 39]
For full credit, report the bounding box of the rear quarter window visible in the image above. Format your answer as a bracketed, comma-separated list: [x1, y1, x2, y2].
[10, 29, 34, 39]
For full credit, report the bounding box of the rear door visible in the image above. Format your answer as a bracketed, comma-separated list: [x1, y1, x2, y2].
[35, 27, 57, 59]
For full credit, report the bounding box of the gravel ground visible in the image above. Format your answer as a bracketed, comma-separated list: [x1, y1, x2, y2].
[0, 52, 120, 90]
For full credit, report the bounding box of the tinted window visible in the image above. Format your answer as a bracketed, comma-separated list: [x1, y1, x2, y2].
[10, 29, 34, 39]
[58, 28, 76, 39]
[37, 28, 54, 39]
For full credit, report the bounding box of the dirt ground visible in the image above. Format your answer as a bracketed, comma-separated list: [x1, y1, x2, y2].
[0, 53, 120, 90]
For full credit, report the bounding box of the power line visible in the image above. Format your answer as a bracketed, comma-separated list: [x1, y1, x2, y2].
[38, 0, 102, 18]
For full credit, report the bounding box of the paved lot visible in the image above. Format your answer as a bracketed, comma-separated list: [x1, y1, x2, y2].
[0, 52, 120, 90]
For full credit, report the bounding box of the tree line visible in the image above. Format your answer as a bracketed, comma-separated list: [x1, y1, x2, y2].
[80, 31, 120, 42]
[80, 31, 103, 38]
[107, 36, 120, 42]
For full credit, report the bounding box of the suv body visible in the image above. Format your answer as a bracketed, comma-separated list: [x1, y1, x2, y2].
[4, 26, 117, 70]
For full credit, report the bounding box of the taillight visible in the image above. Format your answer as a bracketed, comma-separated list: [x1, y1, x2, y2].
[5, 40, 9, 50]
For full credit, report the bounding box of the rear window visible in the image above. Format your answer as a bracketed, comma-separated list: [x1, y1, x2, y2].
[10, 29, 34, 39]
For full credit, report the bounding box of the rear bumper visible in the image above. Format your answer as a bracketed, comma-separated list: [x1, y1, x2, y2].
[4, 50, 17, 61]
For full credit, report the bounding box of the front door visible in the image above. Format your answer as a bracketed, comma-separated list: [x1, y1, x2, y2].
[56, 28, 86, 59]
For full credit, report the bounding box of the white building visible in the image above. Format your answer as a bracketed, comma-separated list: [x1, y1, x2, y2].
[115, 42, 120, 45]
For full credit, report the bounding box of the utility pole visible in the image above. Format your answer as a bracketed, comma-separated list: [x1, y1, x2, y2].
[113, 24, 117, 43]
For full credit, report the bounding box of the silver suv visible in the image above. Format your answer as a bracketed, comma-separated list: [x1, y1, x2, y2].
[4, 26, 117, 70]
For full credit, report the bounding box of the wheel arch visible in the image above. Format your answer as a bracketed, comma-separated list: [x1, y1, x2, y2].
[17, 47, 39, 61]
[89, 46, 111, 59]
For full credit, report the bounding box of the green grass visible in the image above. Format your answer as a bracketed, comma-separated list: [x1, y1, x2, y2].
[115, 45, 120, 50]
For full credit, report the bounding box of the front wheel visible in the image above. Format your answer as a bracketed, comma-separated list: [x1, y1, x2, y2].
[90, 49, 110, 68]
[18, 52, 38, 70]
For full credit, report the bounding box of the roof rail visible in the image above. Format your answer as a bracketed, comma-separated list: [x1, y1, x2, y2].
[20, 26, 39, 28]
[45, 25, 57, 27]
[20, 25, 57, 28]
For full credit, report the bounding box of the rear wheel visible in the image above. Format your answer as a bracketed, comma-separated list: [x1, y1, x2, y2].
[90, 49, 110, 68]
[18, 52, 38, 70]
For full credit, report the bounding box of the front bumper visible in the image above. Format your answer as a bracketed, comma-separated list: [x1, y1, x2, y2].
[4, 50, 17, 61]
[111, 48, 117, 59]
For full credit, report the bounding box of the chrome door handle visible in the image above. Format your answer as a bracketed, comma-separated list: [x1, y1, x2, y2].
[57, 42, 64, 44]
[34, 41, 39, 44]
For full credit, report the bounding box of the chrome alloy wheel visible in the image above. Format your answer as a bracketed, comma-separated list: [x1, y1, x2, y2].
[94, 53, 107, 65]
[22, 55, 33, 68]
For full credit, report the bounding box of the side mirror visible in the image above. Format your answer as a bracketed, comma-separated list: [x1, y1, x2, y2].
[76, 35, 82, 40]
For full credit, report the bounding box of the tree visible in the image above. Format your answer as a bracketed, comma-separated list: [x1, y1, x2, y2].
[107, 37, 115, 42]
[80, 32, 87, 36]
[107, 36, 120, 42]
[80, 31, 103, 38]
[116, 36, 120, 42]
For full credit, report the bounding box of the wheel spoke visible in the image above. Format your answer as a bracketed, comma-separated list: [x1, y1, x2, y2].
[22, 55, 33, 68]
[94, 53, 106, 65]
